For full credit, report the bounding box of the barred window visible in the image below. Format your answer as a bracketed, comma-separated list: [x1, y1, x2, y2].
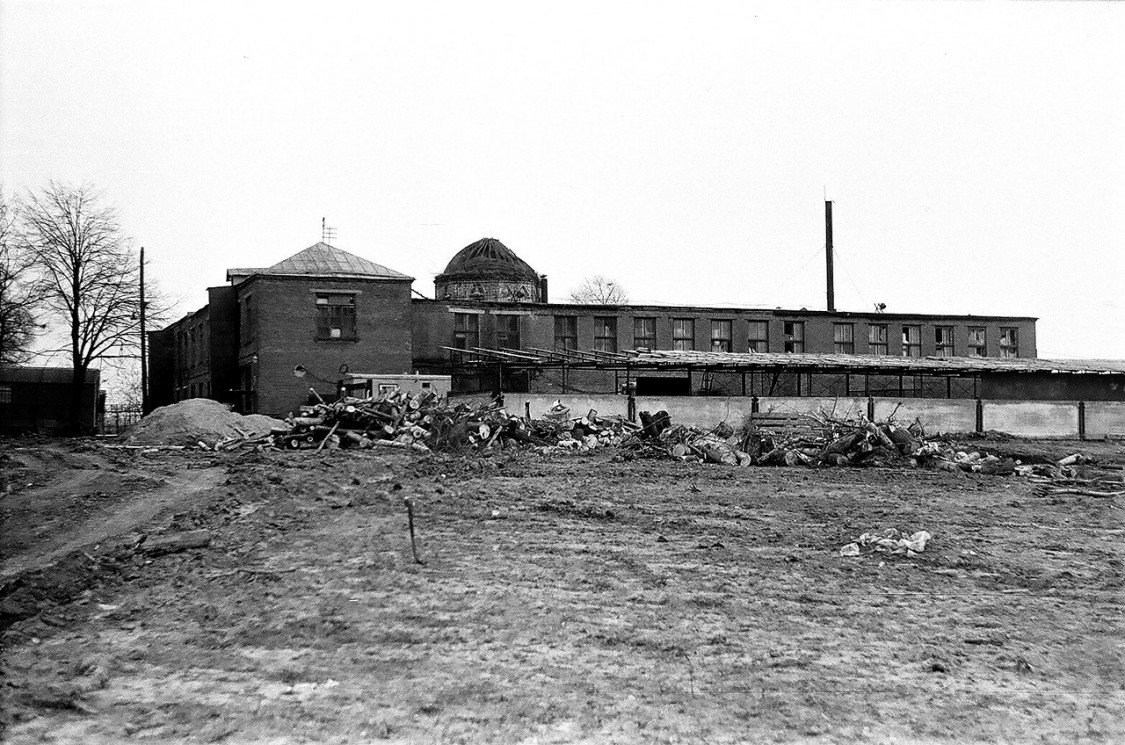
[833, 323, 855, 354]
[902, 325, 921, 357]
[316, 294, 357, 340]
[672, 318, 695, 351]
[710, 320, 732, 352]
[934, 326, 955, 358]
[868, 324, 888, 355]
[452, 313, 480, 350]
[496, 315, 520, 350]
[1000, 327, 1019, 358]
[554, 316, 578, 351]
[783, 321, 804, 353]
[748, 320, 769, 352]
[968, 327, 986, 357]
[633, 317, 656, 349]
[594, 317, 617, 353]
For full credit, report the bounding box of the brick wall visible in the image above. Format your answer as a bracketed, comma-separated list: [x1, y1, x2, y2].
[237, 276, 413, 416]
[411, 300, 1038, 363]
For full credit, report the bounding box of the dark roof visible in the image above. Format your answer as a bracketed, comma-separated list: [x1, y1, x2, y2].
[226, 243, 412, 282]
[436, 238, 539, 284]
[0, 366, 101, 385]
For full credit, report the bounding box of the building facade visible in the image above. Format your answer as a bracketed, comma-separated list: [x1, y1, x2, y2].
[150, 242, 414, 416]
[150, 237, 1042, 416]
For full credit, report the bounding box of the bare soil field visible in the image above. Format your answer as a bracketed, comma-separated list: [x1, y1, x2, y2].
[1, 436, 1123, 744]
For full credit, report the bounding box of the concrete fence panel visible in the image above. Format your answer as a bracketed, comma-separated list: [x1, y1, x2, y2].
[1084, 402, 1125, 439]
[460, 392, 1108, 440]
[984, 401, 1080, 439]
[501, 394, 629, 420]
[755, 398, 869, 419]
[873, 398, 977, 434]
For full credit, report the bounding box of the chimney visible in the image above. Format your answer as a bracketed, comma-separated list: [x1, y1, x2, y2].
[539, 274, 549, 303]
[825, 200, 836, 312]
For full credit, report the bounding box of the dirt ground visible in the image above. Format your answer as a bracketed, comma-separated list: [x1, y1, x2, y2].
[1, 435, 1123, 744]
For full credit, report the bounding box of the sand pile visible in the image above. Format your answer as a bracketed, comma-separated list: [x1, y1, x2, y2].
[123, 398, 285, 447]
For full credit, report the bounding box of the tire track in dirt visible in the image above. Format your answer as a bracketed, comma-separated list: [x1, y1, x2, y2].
[0, 467, 225, 582]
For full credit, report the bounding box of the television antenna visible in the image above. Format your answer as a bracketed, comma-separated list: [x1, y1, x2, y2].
[321, 217, 337, 244]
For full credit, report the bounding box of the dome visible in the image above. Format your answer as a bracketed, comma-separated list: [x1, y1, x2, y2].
[435, 238, 540, 284]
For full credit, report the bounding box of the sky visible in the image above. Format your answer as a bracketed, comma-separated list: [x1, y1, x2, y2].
[2, 0, 1123, 365]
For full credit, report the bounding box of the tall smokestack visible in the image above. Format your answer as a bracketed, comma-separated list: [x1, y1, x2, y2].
[825, 200, 836, 312]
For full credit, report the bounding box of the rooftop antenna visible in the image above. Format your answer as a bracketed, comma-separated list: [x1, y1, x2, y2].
[321, 217, 337, 244]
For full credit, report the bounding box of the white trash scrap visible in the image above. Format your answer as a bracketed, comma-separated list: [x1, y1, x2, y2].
[840, 528, 932, 558]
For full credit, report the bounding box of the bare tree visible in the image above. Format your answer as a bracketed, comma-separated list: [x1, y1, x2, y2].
[0, 191, 43, 364]
[20, 182, 144, 431]
[567, 275, 630, 305]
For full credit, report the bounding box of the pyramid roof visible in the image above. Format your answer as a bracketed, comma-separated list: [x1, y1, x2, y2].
[226, 242, 412, 282]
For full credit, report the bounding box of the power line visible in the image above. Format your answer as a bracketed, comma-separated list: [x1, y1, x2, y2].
[832, 246, 871, 310]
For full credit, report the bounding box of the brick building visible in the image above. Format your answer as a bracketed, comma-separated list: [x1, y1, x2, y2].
[149, 243, 413, 415]
[149, 237, 1040, 415]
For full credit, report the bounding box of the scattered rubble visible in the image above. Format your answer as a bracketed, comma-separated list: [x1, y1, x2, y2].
[840, 528, 933, 558]
[120, 396, 1125, 499]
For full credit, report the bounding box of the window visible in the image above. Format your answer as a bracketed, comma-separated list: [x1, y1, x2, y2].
[672, 318, 695, 351]
[968, 326, 986, 357]
[783, 321, 804, 353]
[316, 293, 357, 340]
[554, 316, 578, 351]
[240, 295, 255, 343]
[710, 320, 732, 352]
[833, 324, 855, 354]
[496, 315, 521, 350]
[0, 383, 11, 404]
[594, 317, 617, 353]
[902, 325, 921, 357]
[868, 324, 888, 355]
[747, 321, 769, 352]
[633, 317, 656, 349]
[1000, 327, 1019, 358]
[452, 313, 480, 350]
[934, 326, 955, 358]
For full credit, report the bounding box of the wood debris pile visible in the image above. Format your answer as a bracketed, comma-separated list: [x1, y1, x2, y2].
[1021, 455, 1125, 498]
[209, 391, 641, 454]
[622, 409, 926, 467]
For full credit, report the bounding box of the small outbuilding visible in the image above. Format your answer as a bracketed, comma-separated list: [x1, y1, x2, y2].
[0, 366, 103, 433]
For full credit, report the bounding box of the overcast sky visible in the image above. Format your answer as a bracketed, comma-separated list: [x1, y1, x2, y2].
[2, 0, 1122, 359]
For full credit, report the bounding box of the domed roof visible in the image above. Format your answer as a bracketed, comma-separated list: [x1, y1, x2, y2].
[436, 238, 539, 283]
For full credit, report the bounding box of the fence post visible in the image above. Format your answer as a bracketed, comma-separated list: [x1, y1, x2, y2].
[1078, 401, 1086, 441]
[975, 399, 984, 434]
[751, 396, 760, 414]
[867, 397, 875, 421]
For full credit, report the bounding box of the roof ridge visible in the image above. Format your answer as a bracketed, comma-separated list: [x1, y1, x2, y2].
[231, 242, 413, 281]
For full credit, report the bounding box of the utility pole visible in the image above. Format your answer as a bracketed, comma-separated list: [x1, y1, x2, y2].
[140, 246, 149, 414]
